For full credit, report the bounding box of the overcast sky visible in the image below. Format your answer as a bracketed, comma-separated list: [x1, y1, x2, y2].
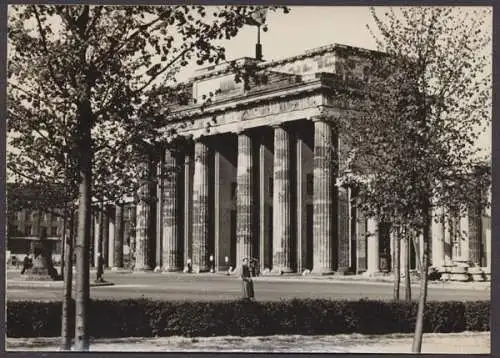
[176, 6, 379, 81]
[217, 7, 379, 61]
[193, 6, 491, 158]
[8, 6, 492, 160]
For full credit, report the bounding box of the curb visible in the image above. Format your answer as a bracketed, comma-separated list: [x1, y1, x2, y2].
[7, 280, 115, 288]
[7, 274, 490, 291]
[251, 277, 490, 290]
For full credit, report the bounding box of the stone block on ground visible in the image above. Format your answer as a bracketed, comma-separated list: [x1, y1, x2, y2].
[468, 267, 485, 282]
[450, 265, 470, 282]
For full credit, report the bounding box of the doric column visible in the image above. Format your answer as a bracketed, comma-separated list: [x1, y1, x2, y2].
[97, 204, 104, 264]
[337, 186, 350, 274]
[272, 125, 293, 273]
[485, 223, 491, 269]
[459, 205, 469, 261]
[162, 148, 183, 272]
[192, 139, 210, 273]
[296, 132, 305, 273]
[102, 206, 110, 267]
[184, 148, 193, 267]
[431, 206, 445, 267]
[128, 204, 137, 256]
[113, 203, 124, 269]
[366, 217, 379, 274]
[400, 233, 408, 273]
[468, 203, 482, 266]
[134, 160, 156, 271]
[356, 211, 367, 273]
[156, 162, 162, 269]
[236, 131, 255, 264]
[92, 211, 99, 267]
[312, 119, 335, 274]
[108, 206, 115, 268]
[443, 216, 452, 265]
[259, 131, 273, 271]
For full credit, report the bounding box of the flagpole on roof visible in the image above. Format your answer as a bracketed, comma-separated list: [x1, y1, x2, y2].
[245, 8, 268, 61]
[256, 25, 262, 60]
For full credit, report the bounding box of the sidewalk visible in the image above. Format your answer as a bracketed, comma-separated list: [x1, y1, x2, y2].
[6, 270, 490, 292]
[7, 279, 114, 288]
[5, 332, 490, 353]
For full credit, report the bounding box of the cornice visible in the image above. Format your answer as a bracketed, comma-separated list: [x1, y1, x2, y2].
[166, 76, 338, 124]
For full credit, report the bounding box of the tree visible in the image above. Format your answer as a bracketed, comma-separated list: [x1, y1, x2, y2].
[335, 7, 491, 353]
[8, 5, 288, 350]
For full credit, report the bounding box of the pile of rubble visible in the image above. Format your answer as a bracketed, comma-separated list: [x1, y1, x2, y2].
[433, 262, 490, 282]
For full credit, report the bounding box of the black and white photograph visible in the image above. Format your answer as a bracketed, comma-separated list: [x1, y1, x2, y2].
[4, 4, 492, 354]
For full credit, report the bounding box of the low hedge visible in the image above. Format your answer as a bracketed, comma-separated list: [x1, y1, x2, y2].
[6, 299, 490, 338]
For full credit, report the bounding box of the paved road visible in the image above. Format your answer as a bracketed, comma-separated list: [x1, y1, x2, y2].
[6, 271, 490, 302]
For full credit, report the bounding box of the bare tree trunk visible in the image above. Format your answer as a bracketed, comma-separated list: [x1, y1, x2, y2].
[74, 79, 92, 351]
[97, 198, 104, 279]
[61, 209, 74, 350]
[412, 218, 431, 353]
[61, 211, 66, 278]
[404, 231, 412, 303]
[393, 227, 401, 302]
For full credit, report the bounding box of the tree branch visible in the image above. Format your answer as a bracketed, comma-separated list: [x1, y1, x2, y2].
[134, 43, 196, 94]
[8, 82, 66, 107]
[85, 5, 104, 37]
[32, 6, 70, 97]
[94, 13, 167, 72]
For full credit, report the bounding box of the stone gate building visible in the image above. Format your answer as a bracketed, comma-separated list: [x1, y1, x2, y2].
[92, 44, 492, 275]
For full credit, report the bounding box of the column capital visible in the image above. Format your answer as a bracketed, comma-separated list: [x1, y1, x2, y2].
[234, 126, 250, 135]
[193, 134, 208, 143]
[310, 113, 342, 123]
[271, 122, 287, 129]
[309, 114, 330, 123]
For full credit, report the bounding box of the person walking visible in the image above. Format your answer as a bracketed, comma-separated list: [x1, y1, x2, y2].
[241, 257, 255, 301]
[21, 252, 32, 274]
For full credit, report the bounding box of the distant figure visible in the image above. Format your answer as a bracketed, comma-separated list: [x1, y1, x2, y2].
[241, 257, 255, 301]
[209, 254, 215, 273]
[96, 252, 104, 282]
[21, 253, 32, 274]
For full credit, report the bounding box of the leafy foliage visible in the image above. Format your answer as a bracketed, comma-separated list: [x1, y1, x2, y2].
[7, 6, 289, 348]
[7, 5, 289, 203]
[335, 7, 491, 231]
[334, 8, 492, 353]
[6, 299, 490, 338]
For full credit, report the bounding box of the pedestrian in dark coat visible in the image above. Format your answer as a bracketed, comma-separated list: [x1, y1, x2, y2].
[21, 253, 32, 274]
[241, 257, 255, 301]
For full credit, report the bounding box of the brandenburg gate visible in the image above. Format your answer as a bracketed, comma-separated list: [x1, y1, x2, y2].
[96, 44, 490, 276]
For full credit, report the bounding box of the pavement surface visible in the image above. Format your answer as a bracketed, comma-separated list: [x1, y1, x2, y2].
[6, 269, 490, 302]
[5, 332, 490, 353]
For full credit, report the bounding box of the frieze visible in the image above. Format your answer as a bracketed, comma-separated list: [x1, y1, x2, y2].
[241, 95, 320, 121]
[172, 93, 325, 137]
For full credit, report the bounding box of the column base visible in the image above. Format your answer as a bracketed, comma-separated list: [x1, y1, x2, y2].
[217, 265, 233, 272]
[162, 266, 183, 273]
[362, 270, 384, 277]
[193, 266, 210, 273]
[133, 265, 153, 272]
[271, 267, 294, 275]
[311, 267, 334, 275]
[334, 267, 353, 276]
